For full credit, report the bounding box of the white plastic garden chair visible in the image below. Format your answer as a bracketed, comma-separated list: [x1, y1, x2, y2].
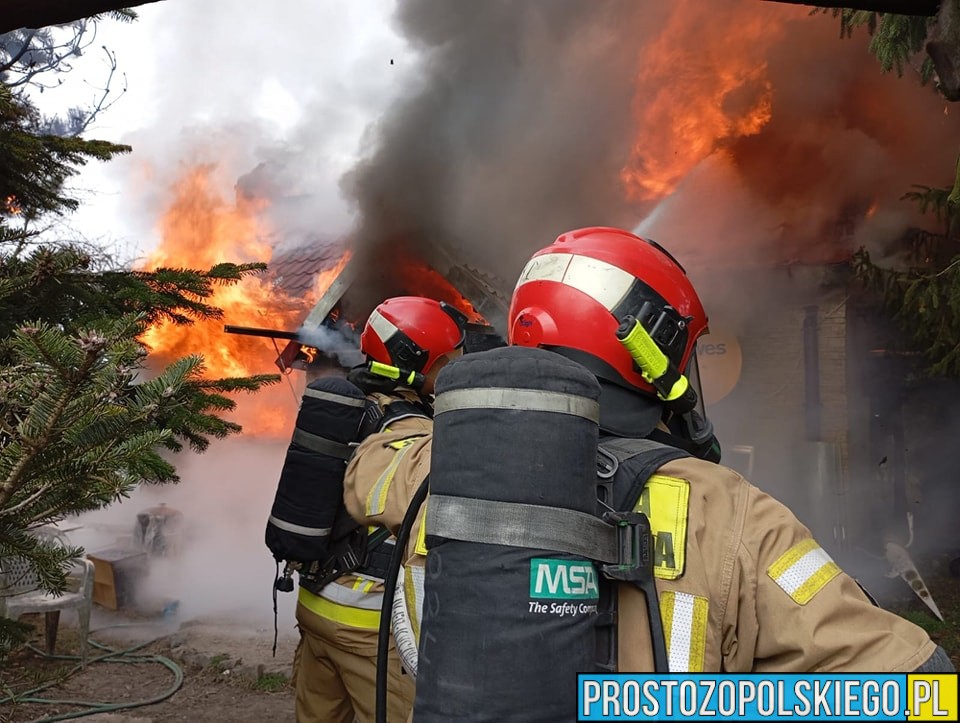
[0, 549, 95, 667]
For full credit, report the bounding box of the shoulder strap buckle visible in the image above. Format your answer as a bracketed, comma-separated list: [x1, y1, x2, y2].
[599, 509, 670, 674]
[599, 510, 653, 583]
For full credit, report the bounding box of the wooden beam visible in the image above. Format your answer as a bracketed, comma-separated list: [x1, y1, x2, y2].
[0, 1, 165, 35]
[760, 0, 940, 16]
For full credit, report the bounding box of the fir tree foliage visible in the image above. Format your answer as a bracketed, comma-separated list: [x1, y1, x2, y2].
[0, 244, 269, 356]
[853, 246, 960, 376]
[816, 6, 960, 378]
[853, 184, 960, 377]
[0, 84, 130, 221]
[0, 242, 281, 653]
[818, 9, 936, 82]
[0, 54, 280, 655]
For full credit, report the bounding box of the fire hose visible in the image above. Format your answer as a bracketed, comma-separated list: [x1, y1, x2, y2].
[0, 629, 184, 721]
[375, 475, 429, 723]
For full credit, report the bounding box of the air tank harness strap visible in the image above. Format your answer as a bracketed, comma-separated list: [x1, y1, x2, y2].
[292, 428, 354, 460]
[427, 495, 614, 560]
[425, 494, 669, 672]
[433, 387, 600, 420]
[596, 436, 692, 510]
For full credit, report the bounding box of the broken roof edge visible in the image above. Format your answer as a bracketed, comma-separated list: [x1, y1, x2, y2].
[300, 253, 361, 330]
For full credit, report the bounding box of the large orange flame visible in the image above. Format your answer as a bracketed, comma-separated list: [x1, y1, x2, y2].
[620, 0, 792, 203]
[139, 166, 317, 438]
[312, 250, 353, 299]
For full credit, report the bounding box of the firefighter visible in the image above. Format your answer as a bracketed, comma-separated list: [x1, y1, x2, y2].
[293, 296, 466, 723]
[345, 227, 953, 688]
[503, 226, 953, 673]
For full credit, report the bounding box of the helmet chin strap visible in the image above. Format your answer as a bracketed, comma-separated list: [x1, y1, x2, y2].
[614, 313, 722, 463]
[656, 410, 722, 464]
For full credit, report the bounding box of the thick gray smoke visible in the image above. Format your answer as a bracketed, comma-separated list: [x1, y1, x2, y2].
[344, 0, 959, 286]
[339, 0, 668, 313]
[338, 0, 960, 603]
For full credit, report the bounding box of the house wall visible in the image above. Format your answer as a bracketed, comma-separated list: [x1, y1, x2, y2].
[700, 264, 851, 557]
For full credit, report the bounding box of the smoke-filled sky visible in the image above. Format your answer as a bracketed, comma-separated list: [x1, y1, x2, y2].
[53, 0, 959, 288]
[52, 0, 960, 621]
[51, 1, 413, 260]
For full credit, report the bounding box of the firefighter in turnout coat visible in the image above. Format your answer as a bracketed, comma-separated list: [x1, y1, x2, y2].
[343, 228, 953, 691]
[293, 296, 466, 723]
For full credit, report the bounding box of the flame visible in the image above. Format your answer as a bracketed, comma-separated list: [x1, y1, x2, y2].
[3, 195, 22, 215]
[312, 250, 352, 298]
[395, 252, 486, 325]
[620, 0, 788, 202]
[139, 166, 314, 438]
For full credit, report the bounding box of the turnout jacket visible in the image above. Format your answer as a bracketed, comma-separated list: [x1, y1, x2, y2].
[343, 423, 941, 673]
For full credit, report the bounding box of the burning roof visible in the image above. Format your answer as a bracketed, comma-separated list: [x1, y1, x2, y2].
[134, 0, 960, 441]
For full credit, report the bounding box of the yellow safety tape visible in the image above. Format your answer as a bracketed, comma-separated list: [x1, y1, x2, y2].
[298, 587, 380, 630]
[366, 440, 416, 516]
[404, 566, 422, 642]
[414, 500, 429, 556]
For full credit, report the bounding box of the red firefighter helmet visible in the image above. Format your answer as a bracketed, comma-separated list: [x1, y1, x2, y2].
[361, 296, 467, 374]
[508, 226, 708, 398]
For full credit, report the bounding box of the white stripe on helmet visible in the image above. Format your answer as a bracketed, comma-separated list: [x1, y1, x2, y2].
[367, 308, 400, 344]
[514, 252, 635, 312]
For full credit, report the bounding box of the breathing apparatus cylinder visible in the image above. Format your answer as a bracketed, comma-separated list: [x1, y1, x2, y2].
[413, 345, 602, 722]
[264, 376, 368, 569]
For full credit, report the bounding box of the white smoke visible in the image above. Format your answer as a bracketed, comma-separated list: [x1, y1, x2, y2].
[70, 436, 297, 628]
[65, 0, 416, 260]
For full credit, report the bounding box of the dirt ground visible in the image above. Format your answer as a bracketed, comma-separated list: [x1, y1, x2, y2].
[2, 563, 958, 723]
[1, 608, 299, 723]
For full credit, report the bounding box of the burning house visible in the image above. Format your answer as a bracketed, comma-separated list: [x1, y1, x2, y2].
[260, 239, 509, 377]
[94, 0, 960, 626]
[260, 205, 947, 608]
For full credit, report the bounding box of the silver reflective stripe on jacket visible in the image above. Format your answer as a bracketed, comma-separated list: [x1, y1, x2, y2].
[318, 578, 384, 611]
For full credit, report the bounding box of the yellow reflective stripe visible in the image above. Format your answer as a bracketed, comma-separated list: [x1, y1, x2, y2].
[366, 440, 416, 516]
[387, 438, 418, 450]
[298, 587, 381, 630]
[404, 564, 425, 643]
[350, 577, 375, 593]
[414, 501, 429, 556]
[660, 590, 708, 672]
[767, 539, 841, 605]
[318, 579, 383, 609]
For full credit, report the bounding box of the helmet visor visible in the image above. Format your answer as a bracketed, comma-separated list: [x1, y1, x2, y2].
[685, 351, 707, 421]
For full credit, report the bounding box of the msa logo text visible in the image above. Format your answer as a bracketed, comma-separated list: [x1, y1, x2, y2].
[529, 558, 599, 600]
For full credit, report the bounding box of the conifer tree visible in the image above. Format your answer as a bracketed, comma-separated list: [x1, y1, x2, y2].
[0, 80, 279, 654]
[852, 184, 960, 377]
[808, 7, 960, 378]
[819, 10, 936, 81]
